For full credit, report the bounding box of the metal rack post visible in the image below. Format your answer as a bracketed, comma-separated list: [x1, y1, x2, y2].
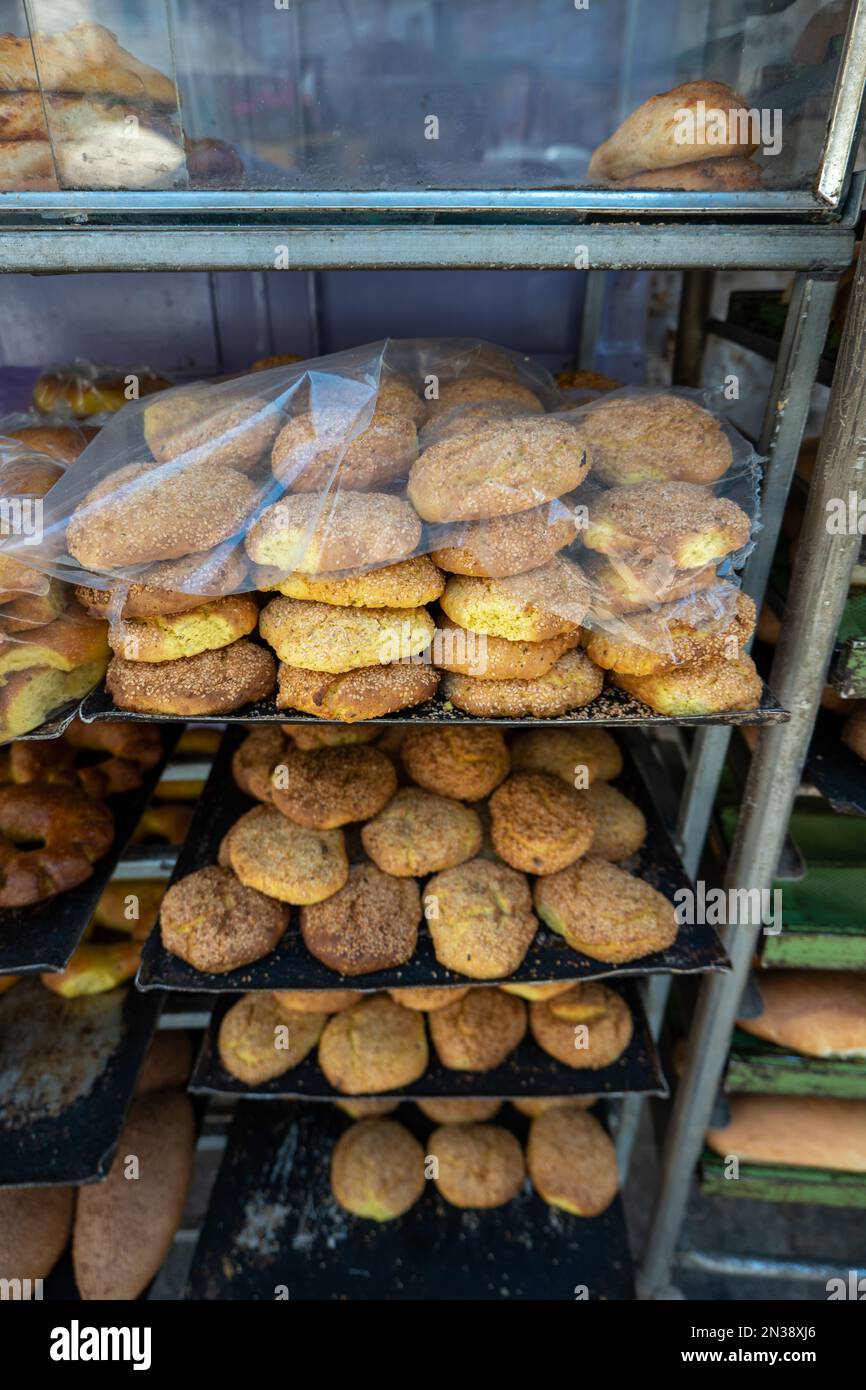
[638, 249, 866, 1299]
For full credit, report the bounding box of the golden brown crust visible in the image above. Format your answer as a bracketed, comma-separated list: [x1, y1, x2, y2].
[388, 986, 470, 1012]
[489, 772, 596, 875]
[67, 462, 258, 569]
[160, 865, 288, 973]
[300, 863, 421, 976]
[260, 597, 434, 673]
[108, 593, 258, 663]
[361, 787, 481, 877]
[0, 661, 107, 740]
[527, 1108, 619, 1215]
[408, 415, 590, 523]
[736, 971, 866, 1058]
[0, 581, 68, 633]
[706, 1095, 866, 1172]
[511, 1095, 597, 1116]
[134, 1031, 194, 1095]
[620, 155, 762, 191]
[5, 22, 178, 107]
[0, 1186, 74, 1282]
[510, 728, 622, 785]
[582, 588, 756, 677]
[274, 989, 361, 1015]
[426, 858, 538, 980]
[534, 857, 675, 964]
[33, 365, 169, 418]
[440, 557, 590, 642]
[218, 992, 326, 1083]
[589, 80, 757, 181]
[0, 784, 113, 907]
[441, 647, 604, 718]
[430, 501, 577, 579]
[425, 375, 542, 420]
[499, 981, 578, 1002]
[72, 1091, 194, 1302]
[585, 553, 721, 615]
[432, 614, 579, 681]
[612, 651, 763, 715]
[2, 424, 97, 464]
[429, 987, 527, 1069]
[529, 983, 633, 1069]
[143, 390, 280, 472]
[226, 804, 348, 905]
[400, 725, 509, 800]
[106, 639, 276, 715]
[277, 660, 439, 721]
[272, 407, 417, 493]
[583, 482, 751, 570]
[232, 726, 289, 802]
[75, 546, 249, 620]
[257, 554, 445, 608]
[578, 393, 732, 486]
[429, 1123, 525, 1208]
[246, 492, 422, 574]
[282, 721, 379, 749]
[318, 994, 429, 1094]
[0, 599, 109, 678]
[585, 782, 647, 860]
[335, 1098, 398, 1118]
[269, 744, 396, 828]
[63, 715, 163, 797]
[416, 1098, 501, 1123]
[331, 1118, 426, 1220]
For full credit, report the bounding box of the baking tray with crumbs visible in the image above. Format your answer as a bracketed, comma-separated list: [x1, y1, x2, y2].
[189, 978, 666, 1101]
[803, 712, 866, 818]
[0, 725, 181, 976]
[80, 679, 788, 728]
[137, 725, 728, 994]
[0, 980, 162, 1187]
[185, 1101, 635, 1301]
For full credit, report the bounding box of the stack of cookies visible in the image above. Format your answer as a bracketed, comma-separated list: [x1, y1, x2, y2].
[577, 392, 764, 715]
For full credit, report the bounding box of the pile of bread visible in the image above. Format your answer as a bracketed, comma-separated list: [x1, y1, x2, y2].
[589, 79, 765, 191]
[159, 723, 678, 987]
[48, 344, 763, 724]
[328, 1101, 619, 1220]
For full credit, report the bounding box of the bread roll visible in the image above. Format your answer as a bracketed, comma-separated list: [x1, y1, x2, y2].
[589, 81, 758, 181]
[706, 1095, 866, 1172]
[737, 971, 866, 1058]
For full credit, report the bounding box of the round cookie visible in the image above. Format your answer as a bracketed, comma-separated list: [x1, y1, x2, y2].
[144, 390, 280, 472]
[408, 416, 589, 523]
[270, 744, 397, 829]
[416, 1098, 501, 1124]
[428, 988, 527, 1070]
[430, 502, 578, 578]
[529, 983, 633, 1069]
[582, 588, 756, 677]
[388, 987, 470, 1012]
[533, 857, 676, 963]
[428, 1123, 525, 1208]
[400, 726, 509, 800]
[257, 554, 445, 608]
[260, 597, 434, 673]
[108, 594, 259, 663]
[318, 994, 429, 1094]
[585, 783, 647, 860]
[277, 661, 439, 721]
[246, 492, 422, 573]
[441, 648, 604, 718]
[584, 552, 720, 615]
[66, 462, 258, 570]
[335, 1099, 399, 1119]
[612, 651, 763, 715]
[440, 557, 590, 641]
[106, 640, 276, 715]
[226, 804, 348, 904]
[330, 1118, 426, 1221]
[283, 722, 379, 749]
[527, 1107, 619, 1215]
[361, 787, 482, 876]
[488, 772, 596, 875]
[511, 1096, 597, 1116]
[510, 728, 622, 785]
[500, 981, 577, 1002]
[426, 859, 538, 980]
[218, 992, 326, 1084]
[578, 393, 732, 486]
[273, 989, 362, 1014]
[74, 545, 249, 621]
[272, 406, 416, 493]
[583, 482, 751, 570]
[432, 614, 579, 681]
[425, 375, 542, 420]
[232, 725, 289, 802]
[300, 863, 421, 976]
[160, 866, 288, 974]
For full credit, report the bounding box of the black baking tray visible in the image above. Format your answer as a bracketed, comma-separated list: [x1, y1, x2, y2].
[15, 699, 81, 741]
[804, 712, 866, 818]
[185, 1101, 634, 1301]
[189, 978, 666, 1101]
[138, 726, 728, 993]
[80, 679, 788, 728]
[0, 725, 181, 976]
[0, 980, 163, 1187]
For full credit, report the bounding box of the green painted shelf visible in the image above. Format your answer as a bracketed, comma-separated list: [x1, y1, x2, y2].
[700, 1150, 866, 1208]
[726, 1030, 866, 1098]
[761, 923, 866, 970]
